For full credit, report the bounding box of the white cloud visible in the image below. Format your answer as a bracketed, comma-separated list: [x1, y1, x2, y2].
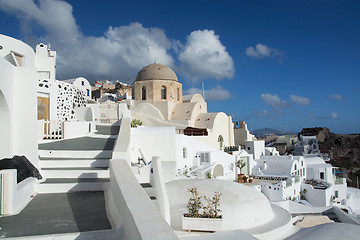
[331, 112, 338, 119]
[261, 93, 289, 108]
[0, 0, 234, 84]
[178, 30, 235, 82]
[0, 0, 175, 82]
[0, 0, 80, 44]
[184, 85, 233, 101]
[245, 43, 282, 59]
[251, 108, 284, 119]
[329, 94, 343, 102]
[290, 94, 311, 106]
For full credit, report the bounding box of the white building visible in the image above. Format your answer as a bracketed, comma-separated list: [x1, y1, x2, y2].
[251, 155, 306, 201]
[130, 126, 236, 183]
[0, 34, 39, 167]
[1, 34, 359, 239]
[233, 121, 256, 147]
[293, 135, 320, 157]
[36, 43, 91, 122]
[303, 156, 347, 207]
[128, 63, 235, 151]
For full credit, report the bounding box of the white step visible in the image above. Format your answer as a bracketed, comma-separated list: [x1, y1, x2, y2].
[38, 150, 113, 159]
[37, 180, 110, 193]
[39, 159, 109, 168]
[42, 168, 109, 179]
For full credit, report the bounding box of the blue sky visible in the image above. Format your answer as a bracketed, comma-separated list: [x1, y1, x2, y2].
[1, 0, 359, 133]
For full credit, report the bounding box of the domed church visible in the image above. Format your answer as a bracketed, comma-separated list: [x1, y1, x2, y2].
[132, 62, 182, 103]
[130, 62, 234, 150]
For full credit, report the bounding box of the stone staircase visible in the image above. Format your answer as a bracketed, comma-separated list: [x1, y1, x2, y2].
[37, 124, 119, 193]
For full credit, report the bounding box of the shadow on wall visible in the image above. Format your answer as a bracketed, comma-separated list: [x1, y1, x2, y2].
[0, 90, 11, 158]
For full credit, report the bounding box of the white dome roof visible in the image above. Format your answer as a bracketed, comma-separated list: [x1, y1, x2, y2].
[166, 179, 275, 231]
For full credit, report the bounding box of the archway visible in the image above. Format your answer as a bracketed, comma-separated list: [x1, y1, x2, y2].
[0, 90, 11, 159]
[212, 164, 224, 178]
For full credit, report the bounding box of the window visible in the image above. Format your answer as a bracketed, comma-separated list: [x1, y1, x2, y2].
[82, 81, 84, 86]
[11, 51, 24, 66]
[320, 172, 325, 180]
[199, 152, 210, 165]
[161, 86, 167, 99]
[177, 88, 180, 101]
[142, 86, 146, 100]
[335, 191, 339, 198]
[248, 147, 250, 150]
[182, 147, 187, 159]
[218, 135, 224, 150]
[86, 89, 89, 96]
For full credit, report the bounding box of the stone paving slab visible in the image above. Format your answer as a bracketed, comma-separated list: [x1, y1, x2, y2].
[38, 137, 116, 151]
[0, 192, 111, 238]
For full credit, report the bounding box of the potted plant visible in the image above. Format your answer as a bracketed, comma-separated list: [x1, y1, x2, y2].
[131, 119, 143, 128]
[182, 187, 223, 232]
[236, 159, 246, 183]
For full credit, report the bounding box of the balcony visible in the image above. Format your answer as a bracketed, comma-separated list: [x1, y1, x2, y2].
[304, 178, 331, 190]
[224, 146, 239, 153]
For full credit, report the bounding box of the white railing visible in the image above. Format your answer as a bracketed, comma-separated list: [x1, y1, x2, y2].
[43, 120, 64, 139]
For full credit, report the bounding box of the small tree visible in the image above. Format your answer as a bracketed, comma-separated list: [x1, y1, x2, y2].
[186, 187, 203, 218]
[236, 159, 246, 174]
[203, 192, 222, 218]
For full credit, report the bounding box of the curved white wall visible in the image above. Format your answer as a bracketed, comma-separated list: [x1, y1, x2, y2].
[0, 35, 39, 167]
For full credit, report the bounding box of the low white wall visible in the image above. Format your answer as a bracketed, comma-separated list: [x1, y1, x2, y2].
[74, 107, 94, 121]
[107, 117, 177, 239]
[14, 177, 37, 214]
[107, 159, 177, 240]
[63, 121, 95, 139]
[0, 169, 38, 215]
[112, 118, 131, 160]
[303, 184, 332, 207]
[149, 156, 171, 224]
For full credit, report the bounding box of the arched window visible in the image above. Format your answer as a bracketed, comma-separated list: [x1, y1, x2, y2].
[161, 86, 167, 100]
[177, 88, 180, 101]
[218, 135, 224, 150]
[142, 86, 146, 100]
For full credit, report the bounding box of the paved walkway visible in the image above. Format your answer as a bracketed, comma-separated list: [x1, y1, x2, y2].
[0, 192, 111, 238]
[39, 137, 116, 151]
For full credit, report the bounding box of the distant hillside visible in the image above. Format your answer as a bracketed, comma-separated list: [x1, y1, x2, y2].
[298, 127, 360, 188]
[252, 128, 297, 138]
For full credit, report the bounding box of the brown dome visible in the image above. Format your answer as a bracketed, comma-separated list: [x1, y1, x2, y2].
[135, 62, 178, 82]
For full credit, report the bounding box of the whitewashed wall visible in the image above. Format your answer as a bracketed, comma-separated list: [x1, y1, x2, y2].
[0, 34, 39, 167]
